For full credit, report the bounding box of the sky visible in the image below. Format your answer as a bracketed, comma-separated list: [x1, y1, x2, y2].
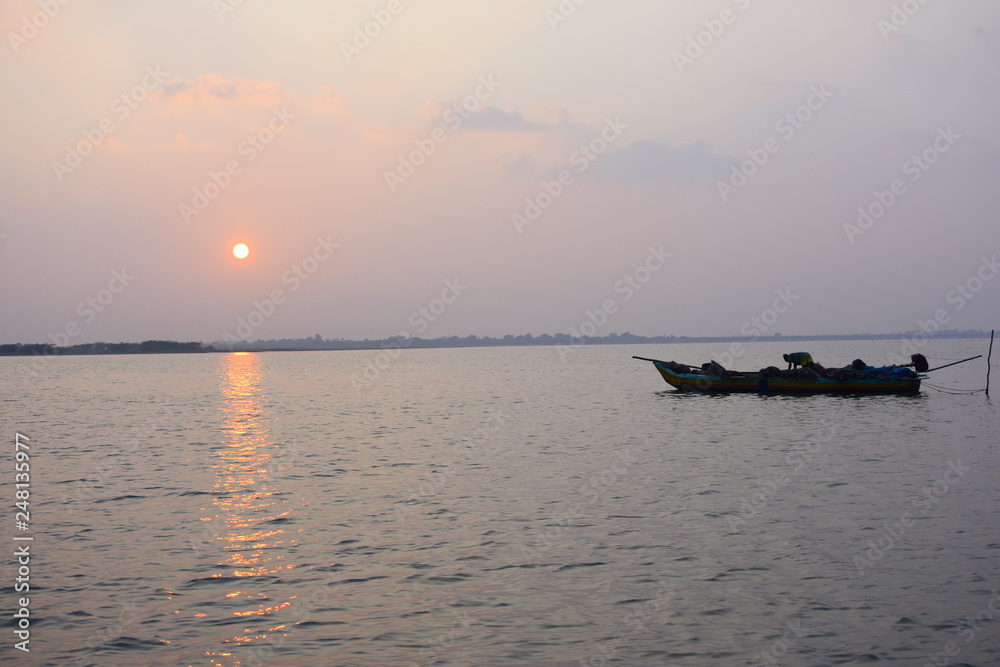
[2, 0, 999, 344]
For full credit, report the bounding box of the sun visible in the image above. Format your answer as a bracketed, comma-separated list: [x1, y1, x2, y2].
[232, 243, 250, 260]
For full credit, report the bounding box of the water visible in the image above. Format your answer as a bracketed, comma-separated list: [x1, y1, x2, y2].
[3, 339, 998, 666]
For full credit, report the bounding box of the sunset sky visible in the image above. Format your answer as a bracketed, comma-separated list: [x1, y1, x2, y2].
[2, 1, 999, 344]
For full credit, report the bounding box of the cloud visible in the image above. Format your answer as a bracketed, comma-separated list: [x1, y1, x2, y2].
[104, 137, 131, 152]
[586, 140, 734, 182]
[497, 136, 733, 184]
[145, 75, 298, 151]
[459, 106, 554, 132]
[166, 133, 215, 151]
[158, 74, 292, 112]
[311, 85, 348, 115]
[411, 100, 579, 135]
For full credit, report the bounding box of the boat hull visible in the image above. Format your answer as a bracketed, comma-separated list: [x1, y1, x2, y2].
[649, 360, 921, 395]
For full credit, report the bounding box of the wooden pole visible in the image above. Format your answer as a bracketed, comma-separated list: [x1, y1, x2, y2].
[987, 329, 994, 397]
[925, 355, 981, 372]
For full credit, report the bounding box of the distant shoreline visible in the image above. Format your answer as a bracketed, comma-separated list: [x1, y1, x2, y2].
[0, 330, 992, 356]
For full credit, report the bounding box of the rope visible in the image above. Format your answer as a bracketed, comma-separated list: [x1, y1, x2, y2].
[922, 381, 987, 394]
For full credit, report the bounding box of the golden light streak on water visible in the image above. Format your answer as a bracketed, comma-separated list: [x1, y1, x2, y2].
[201, 352, 304, 663]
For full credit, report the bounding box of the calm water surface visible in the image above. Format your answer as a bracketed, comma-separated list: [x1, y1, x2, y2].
[3, 340, 999, 666]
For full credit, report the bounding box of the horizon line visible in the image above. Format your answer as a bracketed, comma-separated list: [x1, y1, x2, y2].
[1, 328, 994, 351]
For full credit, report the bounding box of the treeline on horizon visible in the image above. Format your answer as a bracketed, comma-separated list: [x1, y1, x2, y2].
[0, 340, 209, 356]
[0, 330, 991, 355]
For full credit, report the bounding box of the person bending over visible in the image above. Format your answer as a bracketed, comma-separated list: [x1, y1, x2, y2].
[783, 352, 813, 369]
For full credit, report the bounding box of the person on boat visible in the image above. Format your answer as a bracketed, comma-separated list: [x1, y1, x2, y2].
[783, 352, 813, 369]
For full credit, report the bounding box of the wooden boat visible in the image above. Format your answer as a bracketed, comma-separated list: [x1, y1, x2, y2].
[633, 356, 923, 395]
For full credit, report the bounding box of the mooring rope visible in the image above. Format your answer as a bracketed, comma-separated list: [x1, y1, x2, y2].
[922, 381, 987, 394]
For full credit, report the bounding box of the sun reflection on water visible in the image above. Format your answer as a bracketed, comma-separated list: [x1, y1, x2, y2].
[202, 352, 303, 663]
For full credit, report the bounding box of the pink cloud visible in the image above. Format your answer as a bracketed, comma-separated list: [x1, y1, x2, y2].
[312, 85, 348, 115]
[157, 74, 292, 113]
[172, 133, 215, 149]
